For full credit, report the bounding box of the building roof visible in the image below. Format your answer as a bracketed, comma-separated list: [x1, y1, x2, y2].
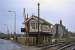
[25, 15, 52, 25]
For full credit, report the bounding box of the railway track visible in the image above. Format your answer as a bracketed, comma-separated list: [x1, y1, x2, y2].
[57, 42, 75, 50]
[40, 43, 64, 50]
[57, 40, 75, 50]
[41, 40, 75, 50]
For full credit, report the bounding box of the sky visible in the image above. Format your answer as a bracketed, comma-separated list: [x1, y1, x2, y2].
[0, 0, 75, 34]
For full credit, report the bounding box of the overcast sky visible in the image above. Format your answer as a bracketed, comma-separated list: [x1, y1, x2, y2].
[0, 0, 75, 34]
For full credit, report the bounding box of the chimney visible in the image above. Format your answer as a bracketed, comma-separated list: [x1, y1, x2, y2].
[23, 8, 27, 21]
[27, 13, 28, 20]
[60, 19, 62, 25]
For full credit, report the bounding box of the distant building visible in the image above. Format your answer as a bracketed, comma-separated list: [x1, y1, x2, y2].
[51, 20, 68, 38]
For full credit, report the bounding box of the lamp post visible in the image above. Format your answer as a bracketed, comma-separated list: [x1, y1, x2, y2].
[8, 10, 16, 40]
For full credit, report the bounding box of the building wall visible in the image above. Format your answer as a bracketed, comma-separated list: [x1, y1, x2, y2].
[41, 25, 51, 32]
[29, 19, 42, 32]
[52, 25, 64, 38]
[51, 25, 56, 37]
[29, 18, 52, 32]
[17, 36, 51, 46]
[58, 25, 64, 38]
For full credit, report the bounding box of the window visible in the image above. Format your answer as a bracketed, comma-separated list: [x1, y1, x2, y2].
[31, 22, 35, 29]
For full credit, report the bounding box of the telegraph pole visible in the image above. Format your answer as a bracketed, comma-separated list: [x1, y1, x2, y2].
[8, 10, 16, 40]
[8, 10, 16, 34]
[37, 2, 40, 45]
[38, 3, 40, 35]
